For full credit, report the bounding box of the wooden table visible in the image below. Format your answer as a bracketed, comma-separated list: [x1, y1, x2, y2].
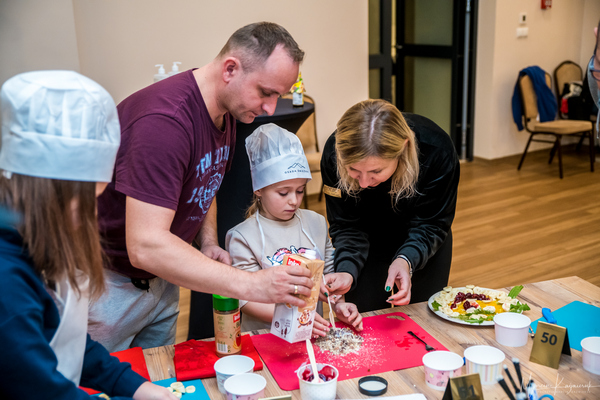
[144, 276, 600, 399]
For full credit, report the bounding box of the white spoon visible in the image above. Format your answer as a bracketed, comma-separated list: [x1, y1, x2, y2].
[305, 339, 322, 383]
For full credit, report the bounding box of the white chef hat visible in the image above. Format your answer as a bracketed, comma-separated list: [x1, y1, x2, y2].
[246, 123, 312, 191]
[0, 70, 120, 182]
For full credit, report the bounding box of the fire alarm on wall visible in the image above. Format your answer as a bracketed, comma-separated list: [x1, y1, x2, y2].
[541, 0, 552, 9]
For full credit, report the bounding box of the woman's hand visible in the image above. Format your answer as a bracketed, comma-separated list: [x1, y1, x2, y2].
[311, 313, 331, 338]
[333, 301, 363, 331]
[132, 381, 180, 400]
[385, 257, 412, 306]
[318, 277, 339, 304]
[323, 272, 353, 298]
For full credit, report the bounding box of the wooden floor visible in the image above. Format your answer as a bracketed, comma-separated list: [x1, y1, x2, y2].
[176, 146, 600, 343]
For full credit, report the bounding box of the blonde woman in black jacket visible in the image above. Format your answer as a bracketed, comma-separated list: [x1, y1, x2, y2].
[322, 99, 460, 311]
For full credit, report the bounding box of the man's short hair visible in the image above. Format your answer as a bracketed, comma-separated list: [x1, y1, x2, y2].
[218, 22, 304, 71]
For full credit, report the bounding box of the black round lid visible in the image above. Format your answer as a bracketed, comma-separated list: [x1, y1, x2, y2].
[358, 376, 388, 396]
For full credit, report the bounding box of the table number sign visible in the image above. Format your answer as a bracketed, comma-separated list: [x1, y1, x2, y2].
[530, 321, 571, 369]
[442, 373, 483, 400]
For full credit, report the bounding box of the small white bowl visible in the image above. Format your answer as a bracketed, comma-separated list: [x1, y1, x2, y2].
[214, 355, 255, 394]
[493, 312, 531, 347]
[297, 363, 338, 400]
[422, 351, 464, 391]
[581, 336, 600, 375]
[224, 373, 266, 400]
[464, 345, 505, 385]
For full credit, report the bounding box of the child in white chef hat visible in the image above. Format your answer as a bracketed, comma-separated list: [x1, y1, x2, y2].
[0, 71, 177, 400]
[226, 123, 363, 336]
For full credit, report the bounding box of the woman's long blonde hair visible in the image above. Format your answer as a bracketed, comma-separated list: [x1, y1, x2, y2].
[335, 99, 419, 203]
[0, 173, 105, 299]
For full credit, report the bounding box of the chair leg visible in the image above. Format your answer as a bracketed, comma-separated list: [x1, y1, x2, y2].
[518, 134, 535, 170]
[556, 136, 564, 179]
[576, 135, 586, 152]
[548, 140, 558, 164]
[589, 131, 595, 173]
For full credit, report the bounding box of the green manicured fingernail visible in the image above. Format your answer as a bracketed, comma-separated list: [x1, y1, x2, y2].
[324, 292, 329, 297]
[385, 286, 391, 292]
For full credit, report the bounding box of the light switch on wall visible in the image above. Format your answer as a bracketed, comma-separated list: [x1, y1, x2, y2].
[516, 27, 529, 38]
[519, 12, 527, 24]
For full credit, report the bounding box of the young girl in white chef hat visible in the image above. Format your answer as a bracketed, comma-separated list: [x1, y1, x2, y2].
[226, 123, 363, 335]
[0, 71, 177, 400]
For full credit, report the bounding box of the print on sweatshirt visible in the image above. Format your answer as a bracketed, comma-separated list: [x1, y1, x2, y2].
[186, 145, 230, 215]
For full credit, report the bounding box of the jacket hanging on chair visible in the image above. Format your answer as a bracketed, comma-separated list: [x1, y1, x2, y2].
[511, 66, 558, 131]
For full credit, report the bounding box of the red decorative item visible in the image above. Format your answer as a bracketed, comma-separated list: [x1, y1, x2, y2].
[173, 335, 263, 381]
[252, 312, 448, 391]
[541, 0, 552, 9]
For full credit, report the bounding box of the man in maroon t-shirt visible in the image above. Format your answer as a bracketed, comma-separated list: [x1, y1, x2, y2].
[89, 22, 314, 352]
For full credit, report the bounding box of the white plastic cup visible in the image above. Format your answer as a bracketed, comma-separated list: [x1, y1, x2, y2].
[214, 355, 255, 394]
[581, 336, 600, 375]
[493, 312, 531, 347]
[464, 345, 505, 385]
[224, 373, 266, 400]
[297, 363, 339, 400]
[422, 351, 464, 391]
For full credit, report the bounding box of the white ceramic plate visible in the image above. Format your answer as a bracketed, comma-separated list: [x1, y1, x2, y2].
[427, 287, 496, 326]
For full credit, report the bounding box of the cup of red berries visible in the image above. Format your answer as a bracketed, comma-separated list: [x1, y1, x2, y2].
[297, 363, 338, 400]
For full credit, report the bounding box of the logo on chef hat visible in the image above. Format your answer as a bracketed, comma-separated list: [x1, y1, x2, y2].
[284, 162, 308, 175]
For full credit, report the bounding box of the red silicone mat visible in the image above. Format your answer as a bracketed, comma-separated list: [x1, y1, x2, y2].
[174, 335, 263, 381]
[81, 347, 150, 395]
[251, 312, 447, 391]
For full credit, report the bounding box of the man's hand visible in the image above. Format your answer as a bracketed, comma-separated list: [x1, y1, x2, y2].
[201, 244, 232, 265]
[133, 381, 179, 400]
[251, 264, 313, 307]
[385, 257, 412, 306]
[323, 272, 353, 297]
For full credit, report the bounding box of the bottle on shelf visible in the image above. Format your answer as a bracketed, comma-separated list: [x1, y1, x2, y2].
[168, 62, 182, 76]
[291, 72, 304, 107]
[154, 64, 168, 82]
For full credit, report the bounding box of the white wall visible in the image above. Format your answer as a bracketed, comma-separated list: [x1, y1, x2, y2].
[474, 0, 600, 160]
[0, 0, 367, 195]
[5, 1, 596, 163]
[69, 0, 367, 159]
[0, 0, 80, 87]
[580, 0, 600, 68]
